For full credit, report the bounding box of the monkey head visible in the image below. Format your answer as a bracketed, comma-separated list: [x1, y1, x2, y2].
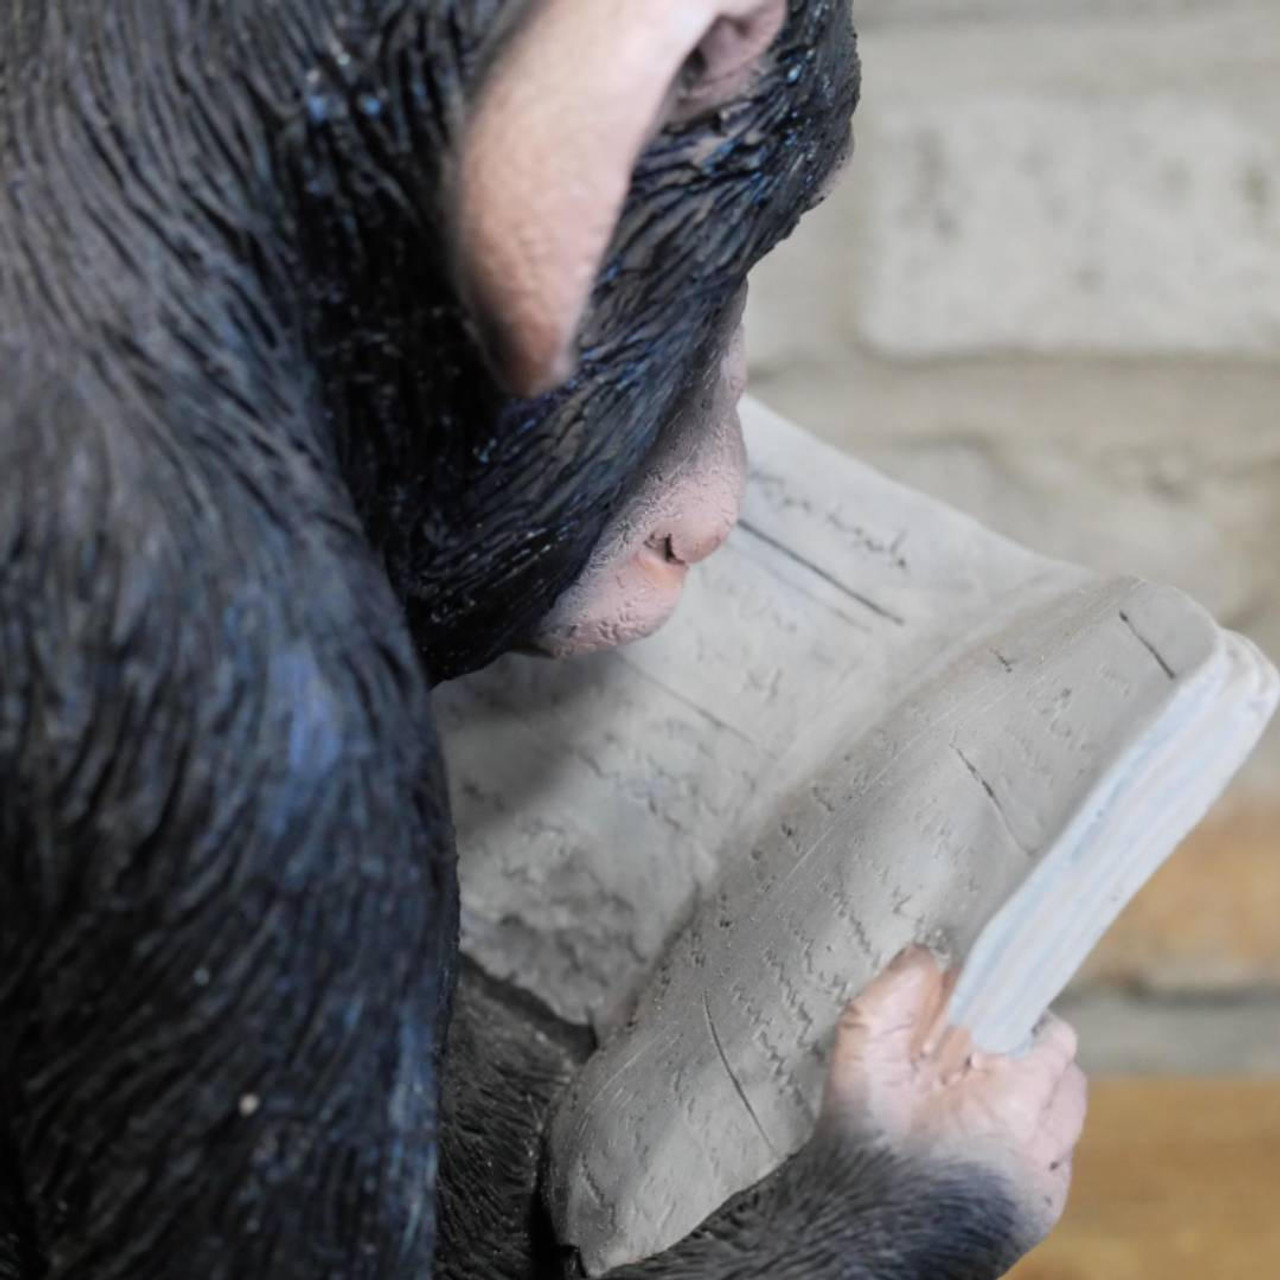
[290, 0, 859, 680]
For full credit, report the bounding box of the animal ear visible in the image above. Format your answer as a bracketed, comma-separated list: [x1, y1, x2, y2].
[455, 0, 787, 398]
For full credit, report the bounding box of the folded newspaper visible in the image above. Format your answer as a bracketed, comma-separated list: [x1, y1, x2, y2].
[437, 397, 1278, 1275]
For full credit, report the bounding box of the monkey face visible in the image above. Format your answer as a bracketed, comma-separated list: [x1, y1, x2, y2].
[291, 0, 859, 680]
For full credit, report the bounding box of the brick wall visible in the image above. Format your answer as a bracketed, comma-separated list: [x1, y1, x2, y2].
[747, 0, 1280, 1062]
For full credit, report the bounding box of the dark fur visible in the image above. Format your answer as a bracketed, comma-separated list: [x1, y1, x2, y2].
[0, 1, 1029, 1276]
[437, 961, 590, 1280]
[598, 1139, 1031, 1280]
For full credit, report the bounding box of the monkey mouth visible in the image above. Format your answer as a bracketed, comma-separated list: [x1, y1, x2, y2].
[526, 288, 750, 659]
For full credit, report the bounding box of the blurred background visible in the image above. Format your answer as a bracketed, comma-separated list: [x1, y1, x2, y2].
[745, 1, 1280, 1275]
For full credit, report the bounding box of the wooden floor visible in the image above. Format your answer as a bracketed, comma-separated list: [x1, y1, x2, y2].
[1011, 1080, 1280, 1279]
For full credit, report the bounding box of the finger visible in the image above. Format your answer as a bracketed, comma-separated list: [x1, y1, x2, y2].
[985, 1015, 1078, 1103]
[929, 1024, 975, 1081]
[833, 947, 946, 1066]
[1028, 1155, 1074, 1239]
[915, 965, 963, 1060]
[1029, 1015, 1079, 1075]
[1041, 1062, 1089, 1161]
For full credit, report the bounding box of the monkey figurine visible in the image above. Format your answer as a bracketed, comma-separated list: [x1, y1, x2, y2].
[0, 2, 1085, 1278]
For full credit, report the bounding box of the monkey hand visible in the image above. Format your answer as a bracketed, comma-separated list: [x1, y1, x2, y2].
[820, 946, 1088, 1255]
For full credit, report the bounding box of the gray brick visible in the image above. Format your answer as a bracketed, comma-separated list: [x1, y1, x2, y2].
[855, 93, 1280, 357]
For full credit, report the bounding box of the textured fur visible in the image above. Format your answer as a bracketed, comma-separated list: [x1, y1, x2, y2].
[437, 961, 590, 1280]
[0, 2, 1039, 1276]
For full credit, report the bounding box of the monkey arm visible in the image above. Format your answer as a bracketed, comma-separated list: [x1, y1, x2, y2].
[436, 961, 1049, 1280]
[440, 1046, 1033, 1280]
[439, 1013, 1031, 1280]
[437, 961, 593, 1280]
[0, 376, 454, 1278]
[594, 1139, 1028, 1280]
[582, 950, 1080, 1280]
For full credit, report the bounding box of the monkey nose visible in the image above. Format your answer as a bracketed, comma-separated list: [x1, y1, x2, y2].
[645, 484, 744, 570]
[652, 521, 732, 569]
[651, 399, 749, 569]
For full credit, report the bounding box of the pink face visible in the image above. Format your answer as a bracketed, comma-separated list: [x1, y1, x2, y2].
[530, 289, 750, 658]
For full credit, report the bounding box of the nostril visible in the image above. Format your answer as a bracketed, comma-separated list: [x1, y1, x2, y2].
[647, 534, 686, 566]
[648, 515, 740, 568]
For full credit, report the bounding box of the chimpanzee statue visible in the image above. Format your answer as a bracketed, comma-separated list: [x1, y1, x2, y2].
[0, 2, 1085, 1278]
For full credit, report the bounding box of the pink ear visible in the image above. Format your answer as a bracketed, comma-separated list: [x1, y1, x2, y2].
[455, 0, 786, 398]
